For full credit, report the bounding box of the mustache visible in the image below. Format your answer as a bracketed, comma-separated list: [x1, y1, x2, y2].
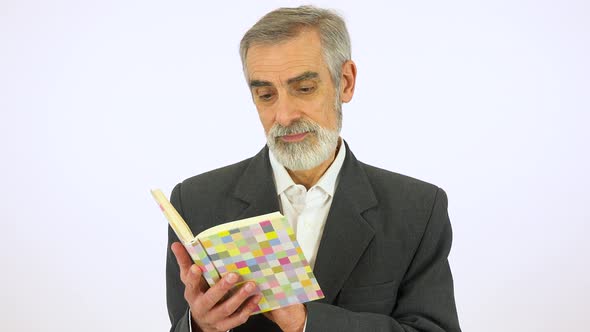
[269, 119, 320, 138]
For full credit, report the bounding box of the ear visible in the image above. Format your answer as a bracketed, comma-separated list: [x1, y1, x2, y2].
[339, 60, 357, 103]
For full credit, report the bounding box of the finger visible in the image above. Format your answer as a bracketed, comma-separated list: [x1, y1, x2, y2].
[214, 293, 262, 331]
[184, 264, 206, 303]
[193, 273, 240, 317]
[193, 266, 209, 293]
[262, 311, 273, 322]
[208, 281, 258, 323]
[171, 242, 193, 275]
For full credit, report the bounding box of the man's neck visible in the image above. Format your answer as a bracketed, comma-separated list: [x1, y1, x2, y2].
[286, 140, 341, 190]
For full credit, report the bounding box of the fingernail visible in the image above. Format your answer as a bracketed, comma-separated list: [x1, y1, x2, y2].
[227, 273, 237, 283]
[245, 282, 254, 292]
[190, 265, 199, 274]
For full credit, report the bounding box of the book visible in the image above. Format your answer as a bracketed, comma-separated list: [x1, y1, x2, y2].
[151, 189, 324, 314]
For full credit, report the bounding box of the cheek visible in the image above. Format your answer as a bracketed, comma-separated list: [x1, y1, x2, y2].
[316, 95, 338, 126]
[257, 108, 275, 134]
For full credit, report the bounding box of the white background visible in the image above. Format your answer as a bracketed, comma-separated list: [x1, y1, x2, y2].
[1, 0, 589, 331]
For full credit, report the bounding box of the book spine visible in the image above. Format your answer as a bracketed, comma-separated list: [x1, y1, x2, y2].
[183, 240, 221, 286]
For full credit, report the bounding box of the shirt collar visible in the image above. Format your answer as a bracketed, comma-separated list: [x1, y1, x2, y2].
[269, 138, 346, 197]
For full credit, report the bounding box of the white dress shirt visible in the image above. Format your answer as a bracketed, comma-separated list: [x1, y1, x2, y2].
[189, 141, 346, 332]
[268, 140, 346, 269]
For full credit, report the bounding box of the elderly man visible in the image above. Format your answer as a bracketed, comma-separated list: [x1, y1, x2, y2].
[167, 6, 461, 332]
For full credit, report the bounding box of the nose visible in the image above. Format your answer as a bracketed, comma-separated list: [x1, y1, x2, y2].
[274, 93, 301, 127]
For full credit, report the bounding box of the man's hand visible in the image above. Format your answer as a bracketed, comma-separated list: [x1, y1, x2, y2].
[171, 242, 262, 332]
[263, 304, 307, 332]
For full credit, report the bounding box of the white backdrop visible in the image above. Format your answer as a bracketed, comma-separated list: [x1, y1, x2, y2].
[2, 0, 589, 331]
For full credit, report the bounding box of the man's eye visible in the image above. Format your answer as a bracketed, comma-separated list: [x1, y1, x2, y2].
[259, 93, 273, 101]
[298, 86, 315, 94]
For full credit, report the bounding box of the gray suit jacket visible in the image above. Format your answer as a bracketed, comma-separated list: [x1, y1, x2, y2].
[166, 143, 461, 331]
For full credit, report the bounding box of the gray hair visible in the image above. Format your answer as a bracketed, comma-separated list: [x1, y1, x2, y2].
[239, 5, 351, 90]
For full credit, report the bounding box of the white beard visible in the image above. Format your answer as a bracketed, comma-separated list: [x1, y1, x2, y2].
[266, 118, 340, 171]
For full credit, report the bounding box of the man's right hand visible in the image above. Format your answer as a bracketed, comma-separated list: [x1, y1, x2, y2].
[171, 242, 262, 332]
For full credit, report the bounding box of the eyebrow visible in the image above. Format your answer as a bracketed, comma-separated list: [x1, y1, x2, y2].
[250, 80, 272, 88]
[249, 71, 319, 88]
[286, 71, 319, 85]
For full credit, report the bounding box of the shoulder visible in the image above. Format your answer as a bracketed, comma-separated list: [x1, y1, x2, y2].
[353, 160, 452, 254]
[342, 141, 445, 205]
[358, 161, 446, 210]
[169, 155, 258, 230]
[184, 157, 252, 187]
[174, 156, 253, 199]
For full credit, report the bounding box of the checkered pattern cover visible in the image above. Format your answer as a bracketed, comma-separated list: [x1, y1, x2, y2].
[183, 241, 221, 286]
[195, 214, 324, 314]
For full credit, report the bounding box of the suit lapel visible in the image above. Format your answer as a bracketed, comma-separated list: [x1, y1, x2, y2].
[313, 144, 377, 304]
[230, 147, 281, 220]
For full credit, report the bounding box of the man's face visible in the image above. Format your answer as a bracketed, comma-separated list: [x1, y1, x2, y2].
[246, 28, 341, 170]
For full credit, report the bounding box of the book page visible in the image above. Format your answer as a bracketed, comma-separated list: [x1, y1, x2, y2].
[151, 189, 196, 244]
[196, 211, 283, 239]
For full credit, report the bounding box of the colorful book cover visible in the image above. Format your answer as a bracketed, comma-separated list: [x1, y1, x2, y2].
[151, 189, 324, 314]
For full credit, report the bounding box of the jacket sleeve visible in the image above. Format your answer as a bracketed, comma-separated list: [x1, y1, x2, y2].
[305, 188, 461, 332]
[166, 183, 193, 332]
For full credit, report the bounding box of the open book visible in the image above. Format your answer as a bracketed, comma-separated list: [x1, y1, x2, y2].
[151, 189, 324, 314]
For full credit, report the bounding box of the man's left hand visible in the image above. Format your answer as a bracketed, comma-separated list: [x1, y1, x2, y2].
[263, 303, 306, 332]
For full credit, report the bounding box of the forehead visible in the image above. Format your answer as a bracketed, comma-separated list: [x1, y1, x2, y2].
[245, 29, 328, 82]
